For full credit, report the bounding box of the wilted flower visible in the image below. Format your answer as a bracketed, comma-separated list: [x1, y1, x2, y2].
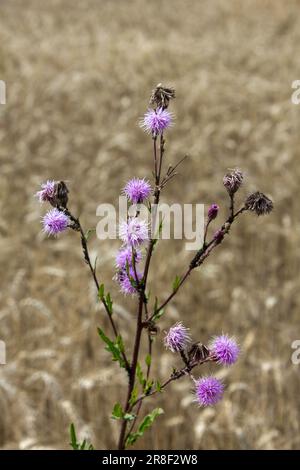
[123, 178, 152, 204]
[115, 246, 142, 270]
[42, 208, 69, 236]
[141, 107, 172, 135]
[244, 191, 273, 216]
[223, 169, 243, 195]
[210, 334, 239, 366]
[194, 376, 224, 406]
[164, 322, 191, 353]
[119, 218, 148, 247]
[208, 203, 219, 221]
[36, 180, 56, 204]
[116, 267, 142, 295]
[149, 83, 175, 109]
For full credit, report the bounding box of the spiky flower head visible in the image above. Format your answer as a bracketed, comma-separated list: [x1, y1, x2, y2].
[194, 376, 224, 407]
[210, 334, 240, 366]
[141, 107, 172, 136]
[164, 322, 191, 353]
[42, 208, 69, 236]
[208, 203, 219, 221]
[149, 83, 175, 110]
[123, 178, 152, 204]
[223, 169, 243, 195]
[119, 218, 148, 247]
[116, 267, 142, 296]
[36, 180, 56, 204]
[244, 191, 273, 216]
[115, 246, 142, 270]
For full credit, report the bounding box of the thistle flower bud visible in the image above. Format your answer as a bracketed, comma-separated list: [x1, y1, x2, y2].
[207, 203, 219, 221]
[149, 83, 175, 110]
[223, 169, 243, 195]
[244, 191, 273, 216]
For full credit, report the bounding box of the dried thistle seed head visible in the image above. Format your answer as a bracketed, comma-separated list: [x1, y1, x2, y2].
[53, 181, 69, 208]
[188, 342, 210, 364]
[149, 83, 175, 109]
[244, 191, 273, 216]
[223, 169, 243, 195]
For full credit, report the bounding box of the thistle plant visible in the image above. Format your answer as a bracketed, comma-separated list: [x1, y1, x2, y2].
[35, 84, 273, 450]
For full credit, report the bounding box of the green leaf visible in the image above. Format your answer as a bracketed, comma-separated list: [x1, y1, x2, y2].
[155, 380, 163, 392]
[105, 293, 113, 315]
[112, 402, 124, 420]
[136, 362, 146, 388]
[85, 228, 96, 241]
[129, 386, 138, 407]
[124, 413, 136, 422]
[98, 284, 105, 301]
[70, 423, 94, 450]
[97, 328, 126, 369]
[145, 354, 151, 368]
[172, 275, 181, 292]
[70, 423, 79, 450]
[125, 408, 164, 447]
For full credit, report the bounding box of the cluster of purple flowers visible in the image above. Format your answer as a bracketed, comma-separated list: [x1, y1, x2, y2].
[164, 323, 239, 407]
[115, 178, 152, 295]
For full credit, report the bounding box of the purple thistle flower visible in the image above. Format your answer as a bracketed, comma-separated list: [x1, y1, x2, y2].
[164, 322, 191, 353]
[208, 203, 219, 221]
[123, 178, 152, 204]
[194, 376, 224, 407]
[115, 246, 142, 270]
[210, 334, 240, 366]
[116, 267, 142, 295]
[36, 180, 56, 204]
[119, 218, 148, 247]
[42, 208, 69, 236]
[141, 107, 172, 135]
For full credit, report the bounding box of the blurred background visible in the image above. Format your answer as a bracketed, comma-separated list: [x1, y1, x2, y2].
[0, 0, 299, 450]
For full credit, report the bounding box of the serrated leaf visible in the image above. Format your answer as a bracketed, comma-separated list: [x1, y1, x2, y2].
[97, 328, 126, 369]
[124, 413, 136, 421]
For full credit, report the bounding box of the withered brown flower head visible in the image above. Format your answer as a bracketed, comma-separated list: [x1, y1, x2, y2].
[53, 180, 69, 209]
[245, 191, 273, 216]
[188, 342, 210, 364]
[223, 168, 243, 195]
[149, 83, 175, 110]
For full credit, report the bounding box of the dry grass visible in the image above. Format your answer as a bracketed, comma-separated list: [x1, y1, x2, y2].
[0, 0, 300, 450]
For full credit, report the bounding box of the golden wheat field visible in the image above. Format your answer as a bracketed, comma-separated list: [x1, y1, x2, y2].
[0, 0, 300, 450]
